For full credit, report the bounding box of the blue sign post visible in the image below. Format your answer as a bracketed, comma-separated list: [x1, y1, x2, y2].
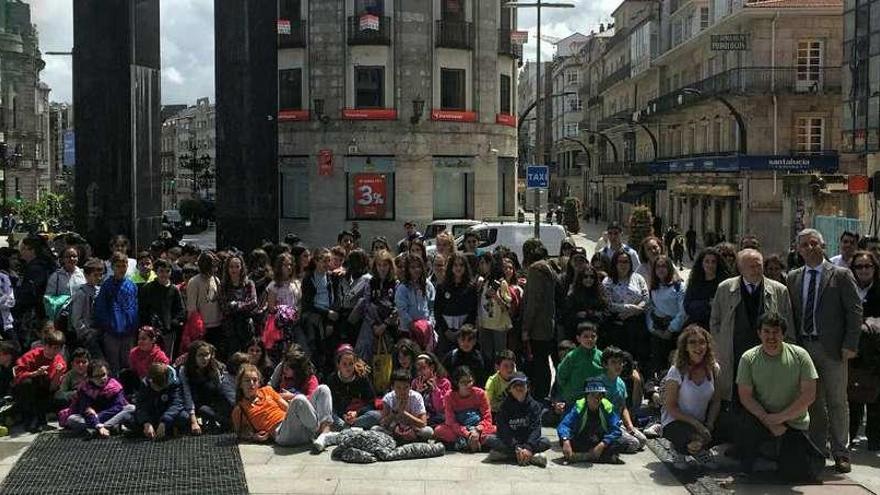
[526, 165, 549, 189]
[526, 165, 549, 238]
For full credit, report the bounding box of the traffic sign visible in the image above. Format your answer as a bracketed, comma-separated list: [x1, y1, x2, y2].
[526, 165, 549, 189]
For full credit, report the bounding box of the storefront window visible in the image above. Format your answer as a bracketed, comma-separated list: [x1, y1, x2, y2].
[441, 68, 466, 110]
[433, 157, 474, 219]
[279, 68, 302, 110]
[280, 156, 309, 219]
[355, 66, 384, 108]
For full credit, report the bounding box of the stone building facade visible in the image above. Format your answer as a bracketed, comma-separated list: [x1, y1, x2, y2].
[0, 0, 52, 204]
[276, 0, 519, 247]
[160, 98, 216, 210]
[578, 0, 844, 253]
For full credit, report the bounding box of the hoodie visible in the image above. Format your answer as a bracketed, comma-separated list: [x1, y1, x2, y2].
[556, 346, 604, 404]
[179, 365, 236, 415]
[128, 345, 170, 379]
[134, 366, 186, 427]
[60, 378, 129, 428]
[13, 347, 66, 385]
[522, 260, 558, 341]
[557, 397, 621, 447]
[495, 392, 545, 452]
[94, 276, 139, 336]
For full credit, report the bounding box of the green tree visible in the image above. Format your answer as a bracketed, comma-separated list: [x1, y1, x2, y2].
[563, 197, 581, 234]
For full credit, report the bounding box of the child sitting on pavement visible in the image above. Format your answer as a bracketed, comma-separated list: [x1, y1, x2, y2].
[412, 352, 451, 426]
[434, 366, 496, 452]
[556, 323, 604, 412]
[60, 359, 134, 438]
[600, 346, 648, 452]
[485, 349, 517, 416]
[375, 368, 433, 443]
[442, 325, 487, 385]
[486, 372, 550, 467]
[14, 329, 67, 432]
[544, 340, 577, 427]
[133, 362, 189, 440]
[325, 344, 381, 431]
[55, 347, 90, 407]
[557, 378, 625, 464]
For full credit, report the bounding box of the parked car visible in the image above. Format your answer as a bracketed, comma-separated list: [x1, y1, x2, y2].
[423, 219, 483, 246]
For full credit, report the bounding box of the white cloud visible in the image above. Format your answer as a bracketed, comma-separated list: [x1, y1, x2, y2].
[165, 67, 185, 85]
[514, 0, 621, 60]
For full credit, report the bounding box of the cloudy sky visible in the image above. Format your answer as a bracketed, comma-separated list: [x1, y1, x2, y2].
[34, 0, 616, 105]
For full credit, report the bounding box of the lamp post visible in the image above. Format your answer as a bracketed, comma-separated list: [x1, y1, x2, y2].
[505, 1, 575, 239]
[680, 87, 747, 155]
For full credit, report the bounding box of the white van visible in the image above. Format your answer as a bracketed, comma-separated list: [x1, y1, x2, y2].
[459, 222, 569, 262]
[423, 219, 483, 246]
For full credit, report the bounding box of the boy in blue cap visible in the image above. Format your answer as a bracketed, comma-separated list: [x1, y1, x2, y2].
[557, 377, 625, 464]
[485, 372, 551, 467]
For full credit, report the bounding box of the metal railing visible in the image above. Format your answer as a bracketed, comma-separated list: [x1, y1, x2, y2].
[498, 29, 523, 59]
[347, 16, 392, 46]
[645, 66, 842, 115]
[599, 108, 634, 127]
[436, 20, 475, 50]
[597, 63, 631, 94]
[278, 20, 307, 48]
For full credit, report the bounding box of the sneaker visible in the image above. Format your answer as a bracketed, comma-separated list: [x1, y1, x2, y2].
[454, 437, 468, 452]
[643, 423, 663, 438]
[566, 452, 592, 464]
[487, 449, 509, 463]
[530, 452, 548, 468]
[834, 456, 852, 474]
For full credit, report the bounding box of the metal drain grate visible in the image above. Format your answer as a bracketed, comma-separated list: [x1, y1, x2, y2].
[0, 432, 249, 495]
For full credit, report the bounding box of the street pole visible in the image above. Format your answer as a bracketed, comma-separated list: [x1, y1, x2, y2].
[505, 1, 575, 240]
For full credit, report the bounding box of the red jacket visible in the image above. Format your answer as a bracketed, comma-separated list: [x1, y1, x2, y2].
[14, 347, 67, 386]
[442, 386, 496, 439]
[128, 345, 170, 379]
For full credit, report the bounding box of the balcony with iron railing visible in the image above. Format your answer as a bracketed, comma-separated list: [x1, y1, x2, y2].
[347, 15, 392, 46]
[643, 66, 842, 116]
[599, 108, 634, 127]
[498, 30, 523, 59]
[597, 63, 631, 94]
[436, 20, 475, 50]
[278, 20, 307, 48]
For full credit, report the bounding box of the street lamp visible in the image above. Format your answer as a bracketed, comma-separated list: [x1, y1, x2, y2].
[679, 87, 747, 155]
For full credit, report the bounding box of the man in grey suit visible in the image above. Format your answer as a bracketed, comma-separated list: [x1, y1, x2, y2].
[786, 228, 863, 473]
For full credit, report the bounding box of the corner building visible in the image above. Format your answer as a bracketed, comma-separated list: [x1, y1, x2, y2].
[276, 0, 520, 246]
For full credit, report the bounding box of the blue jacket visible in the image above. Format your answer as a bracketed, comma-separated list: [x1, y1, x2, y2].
[496, 393, 545, 451]
[394, 280, 435, 330]
[647, 282, 686, 334]
[94, 276, 138, 335]
[557, 397, 621, 446]
[135, 366, 186, 428]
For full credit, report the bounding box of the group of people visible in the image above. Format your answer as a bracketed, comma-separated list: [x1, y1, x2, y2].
[0, 220, 873, 478]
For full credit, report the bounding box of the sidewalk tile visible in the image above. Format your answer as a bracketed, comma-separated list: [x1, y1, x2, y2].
[335, 479, 426, 495]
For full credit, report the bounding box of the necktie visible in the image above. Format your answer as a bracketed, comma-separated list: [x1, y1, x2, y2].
[803, 269, 817, 336]
[747, 283, 754, 295]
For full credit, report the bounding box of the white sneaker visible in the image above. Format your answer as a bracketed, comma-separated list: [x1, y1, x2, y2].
[643, 423, 663, 438]
[530, 452, 548, 468]
[312, 431, 339, 453]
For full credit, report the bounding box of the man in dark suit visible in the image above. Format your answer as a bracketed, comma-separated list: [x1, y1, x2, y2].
[786, 228, 863, 473]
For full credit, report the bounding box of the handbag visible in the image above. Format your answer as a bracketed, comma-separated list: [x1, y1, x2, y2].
[43, 294, 70, 322]
[261, 313, 283, 351]
[372, 337, 393, 393]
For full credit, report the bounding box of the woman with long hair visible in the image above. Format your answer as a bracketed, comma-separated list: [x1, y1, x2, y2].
[301, 248, 340, 368]
[220, 254, 258, 356]
[185, 252, 224, 357]
[435, 252, 477, 355]
[565, 265, 610, 341]
[635, 236, 664, 284]
[660, 324, 721, 467]
[336, 249, 372, 344]
[646, 255, 687, 380]
[476, 252, 513, 364]
[395, 254, 436, 352]
[355, 250, 398, 362]
[247, 249, 273, 302]
[683, 248, 730, 330]
[848, 250, 880, 450]
[180, 340, 237, 433]
[602, 249, 649, 366]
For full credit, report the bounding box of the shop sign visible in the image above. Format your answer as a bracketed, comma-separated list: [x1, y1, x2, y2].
[359, 14, 380, 31]
[352, 173, 387, 218]
[849, 175, 870, 194]
[650, 154, 839, 174]
[432, 110, 478, 122]
[711, 34, 749, 51]
[277, 20, 291, 35]
[318, 149, 333, 176]
[496, 113, 516, 127]
[278, 110, 310, 121]
[342, 108, 397, 120]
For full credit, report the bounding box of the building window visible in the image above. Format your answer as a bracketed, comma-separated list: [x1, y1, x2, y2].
[796, 40, 824, 91]
[796, 117, 824, 152]
[568, 96, 583, 112]
[442, 0, 465, 21]
[564, 122, 579, 137]
[700, 7, 710, 30]
[281, 157, 309, 219]
[433, 157, 474, 219]
[356, 0, 384, 15]
[441, 68, 467, 110]
[713, 118, 722, 151]
[566, 70, 578, 85]
[279, 69, 303, 110]
[355, 66, 384, 108]
[280, 0, 301, 20]
[500, 74, 511, 114]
